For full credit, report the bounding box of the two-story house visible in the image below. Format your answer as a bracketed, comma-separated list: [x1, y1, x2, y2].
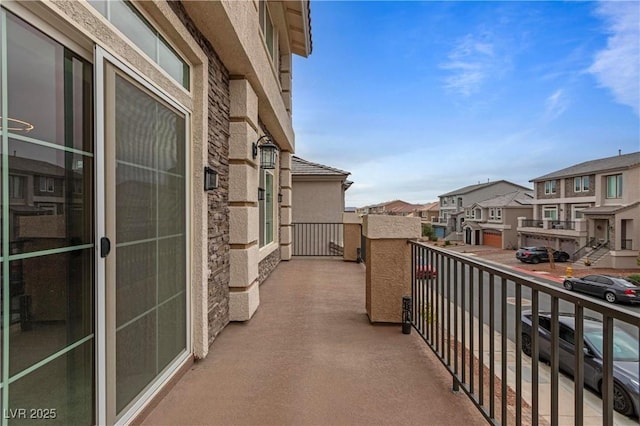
[433, 180, 532, 239]
[357, 199, 418, 215]
[413, 201, 440, 223]
[518, 151, 640, 268]
[462, 190, 533, 249]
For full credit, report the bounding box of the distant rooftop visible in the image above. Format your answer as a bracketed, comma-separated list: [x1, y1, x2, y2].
[291, 156, 350, 177]
[439, 180, 531, 197]
[531, 151, 640, 182]
[476, 190, 534, 208]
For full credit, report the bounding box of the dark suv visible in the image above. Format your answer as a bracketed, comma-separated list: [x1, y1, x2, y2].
[516, 246, 570, 264]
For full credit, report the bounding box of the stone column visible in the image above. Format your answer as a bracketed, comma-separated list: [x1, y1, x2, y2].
[363, 215, 421, 323]
[280, 152, 293, 260]
[342, 212, 362, 262]
[228, 79, 260, 321]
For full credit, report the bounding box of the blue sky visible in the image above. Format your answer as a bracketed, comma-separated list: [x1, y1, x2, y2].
[292, 1, 640, 208]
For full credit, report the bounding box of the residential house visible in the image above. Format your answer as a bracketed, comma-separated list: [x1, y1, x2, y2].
[433, 180, 531, 239]
[519, 151, 640, 268]
[291, 156, 351, 255]
[462, 190, 533, 249]
[291, 156, 351, 223]
[358, 199, 418, 215]
[413, 201, 440, 223]
[0, 1, 311, 424]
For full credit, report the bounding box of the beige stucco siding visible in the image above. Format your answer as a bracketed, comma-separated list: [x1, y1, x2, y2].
[292, 180, 344, 223]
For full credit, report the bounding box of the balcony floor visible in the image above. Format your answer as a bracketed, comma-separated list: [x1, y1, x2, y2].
[141, 258, 485, 425]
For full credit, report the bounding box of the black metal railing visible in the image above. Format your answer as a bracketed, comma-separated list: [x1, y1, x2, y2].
[358, 224, 367, 264]
[522, 219, 543, 228]
[550, 220, 576, 230]
[292, 223, 343, 256]
[408, 241, 639, 425]
[572, 237, 596, 261]
[621, 239, 633, 250]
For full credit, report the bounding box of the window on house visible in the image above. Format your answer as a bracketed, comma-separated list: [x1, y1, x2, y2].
[442, 198, 447, 206]
[572, 204, 590, 219]
[574, 176, 590, 192]
[544, 180, 556, 194]
[259, 0, 279, 69]
[457, 197, 462, 208]
[259, 169, 274, 247]
[474, 208, 482, 219]
[606, 174, 622, 198]
[39, 176, 55, 193]
[9, 175, 24, 199]
[88, 0, 190, 89]
[543, 206, 558, 220]
[496, 208, 502, 219]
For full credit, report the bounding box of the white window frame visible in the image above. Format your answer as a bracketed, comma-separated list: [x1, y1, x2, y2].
[544, 180, 556, 195]
[571, 204, 590, 220]
[606, 174, 623, 199]
[258, 0, 279, 71]
[543, 206, 558, 220]
[259, 168, 275, 248]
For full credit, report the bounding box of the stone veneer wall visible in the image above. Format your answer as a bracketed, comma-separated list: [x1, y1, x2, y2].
[259, 249, 281, 285]
[169, 2, 231, 345]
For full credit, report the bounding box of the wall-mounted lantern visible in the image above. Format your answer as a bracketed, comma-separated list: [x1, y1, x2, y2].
[252, 135, 278, 169]
[258, 187, 265, 201]
[278, 193, 283, 203]
[204, 166, 218, 191]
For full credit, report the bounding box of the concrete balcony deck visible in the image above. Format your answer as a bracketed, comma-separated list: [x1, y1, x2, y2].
[141, 259, 485, 425]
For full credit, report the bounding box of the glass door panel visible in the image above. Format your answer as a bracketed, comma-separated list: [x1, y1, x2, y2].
[104, 64, 187, 421]
[1, 9, 94, 425]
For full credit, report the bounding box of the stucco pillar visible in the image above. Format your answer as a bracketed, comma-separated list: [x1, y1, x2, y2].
[363, 215, 421, 323]
[342, 212, 362, 262]
[280, 152, 293, 260]
[228, 79, 260, 321]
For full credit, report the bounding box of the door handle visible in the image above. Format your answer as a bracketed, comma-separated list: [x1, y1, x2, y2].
[100, 237, 111, 258]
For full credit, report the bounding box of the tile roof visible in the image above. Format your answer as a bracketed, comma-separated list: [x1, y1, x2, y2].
[439, 180, 530, 197]
[531, 152, 640, 182]
[476, 190, 534, 208]
[291, 156, 350, 177]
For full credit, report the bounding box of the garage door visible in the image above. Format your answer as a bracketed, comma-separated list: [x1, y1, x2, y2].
[483, 232, 502, 248]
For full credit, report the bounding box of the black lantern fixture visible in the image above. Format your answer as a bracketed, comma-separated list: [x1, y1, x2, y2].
[258, 187, 265, 201]
[204, 166, 218, 191]
[278, 193, 283, 203]
[252, 135, 278, 169]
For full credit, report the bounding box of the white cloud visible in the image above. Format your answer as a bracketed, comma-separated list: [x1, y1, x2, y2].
[441, 34, 497, 96]
[544, 89, 570, 121]
[588, 1, 640, 116]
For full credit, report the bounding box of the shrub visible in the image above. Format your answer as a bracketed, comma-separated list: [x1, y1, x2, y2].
[421, 223, 435, 239]
[628, 274, 640, 284]
[444, 240, 451, 246]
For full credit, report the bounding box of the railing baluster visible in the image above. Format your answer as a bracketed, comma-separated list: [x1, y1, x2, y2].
[453, 257, 459, 390]
[446, 256, 451, 367]
[489, 273, 495, 419]
[469, 266, 474, 396]
[550, 297, 559, 426]
[478, 269, 484, 407]
[531, 290, 539, 426]
[461, 263, 466, 386]
[602, 315, 614, 426]
[501, 276, 507, 426]
[515, 284, 522, 425]
[574, 305, 584, 426]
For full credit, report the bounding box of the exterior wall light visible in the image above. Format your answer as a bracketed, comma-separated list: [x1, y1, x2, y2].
[252, 135, 278, 169]
[204, 166, 218, 191]
[258, 187, 265, 201]
[278, 193, 283, 203]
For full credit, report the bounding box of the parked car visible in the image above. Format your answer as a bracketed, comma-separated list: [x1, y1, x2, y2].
[415, 255, 437, 279]
[521, 311, 640, 416]
[563, 274, 640, 304]
[515, 246, 570, 264]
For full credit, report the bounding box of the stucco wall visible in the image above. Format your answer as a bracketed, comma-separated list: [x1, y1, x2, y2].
[292, 180, 344, 223]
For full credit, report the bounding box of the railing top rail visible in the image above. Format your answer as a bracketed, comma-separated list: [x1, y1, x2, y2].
[408, 239, 640, 324]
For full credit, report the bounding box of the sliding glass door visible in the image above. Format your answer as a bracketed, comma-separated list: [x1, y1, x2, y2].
[100, 53, 188, 424]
